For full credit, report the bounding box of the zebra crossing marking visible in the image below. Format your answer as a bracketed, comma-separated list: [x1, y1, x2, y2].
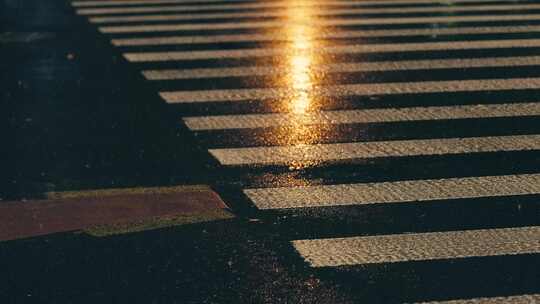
[160, 77, 540, 103]
[124, 39, 540, 62]
[243, 173, 540, 209]
[209, 134, 540, 166]
[415, 294, 540, 304]
[73, 0, 258, 6]
[144, 56, 540, 80]
[71, 0, 540, 300]
[182, 102, 540, 131]
[88, 4, 540, 23]
[74, 0, 529, 14]
[99, 14, 540, 33]
[291, 226, 540, 267]
[111, 25, 540, 46]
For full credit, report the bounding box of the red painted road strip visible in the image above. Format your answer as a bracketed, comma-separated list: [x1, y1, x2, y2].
[0, 188, 229, 241]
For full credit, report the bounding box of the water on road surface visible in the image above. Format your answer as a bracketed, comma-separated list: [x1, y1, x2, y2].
[72, 0, 540, 302]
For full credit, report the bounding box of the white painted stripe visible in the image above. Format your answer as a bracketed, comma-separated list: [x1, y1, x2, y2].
[144, 56, 540, 80]
[182, 102, 540, 131]
[209, 134, 540, 166]
[416, 294, 540, 304]
[160, 77, 540, 104]
[72, 0, 254, 6]
[124, 39, 540, 62]
[88, 4, 540, 23]
[112, 25, 540, 46]
[99, 14, 540, 33]
[244, 173, 540, 209]
[291, 226, 540, 267]
[72, 0, 529, 7]
[75, 0, 527, 14]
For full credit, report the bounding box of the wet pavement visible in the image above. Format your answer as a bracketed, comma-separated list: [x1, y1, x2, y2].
[4, 0, 540, 302]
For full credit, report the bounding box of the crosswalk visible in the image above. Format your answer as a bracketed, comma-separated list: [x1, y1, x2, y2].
[87, 5, 540, 24]
[110, 25, 540, 45]
[417, 294, 540, 304]
[72, 0, 540, 302]
[124, 39, 540, 61]
[292, 226, 540, 266]
[244, 173, 540, 209]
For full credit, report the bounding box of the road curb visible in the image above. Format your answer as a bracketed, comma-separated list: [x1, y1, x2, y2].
[0, 185, 232, 241]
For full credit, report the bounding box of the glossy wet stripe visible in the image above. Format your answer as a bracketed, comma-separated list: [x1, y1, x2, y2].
[182, 103, 540, 131]
[88, 4, 540, 23]
[124, 39, 540, 62]
[416, 294, 540, 304]
[243, 173, 540, 209]
[210, 134, 540, 166]
[74, 0, 526, 14]
[161, 77, 540, 103]
[144, 56, 540, 81]
[111, 25, 540, 46]
[291, 226, 540, 267]
[99, 14, 540, 33]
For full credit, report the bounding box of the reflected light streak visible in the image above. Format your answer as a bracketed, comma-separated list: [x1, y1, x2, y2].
[282, 3, 324, 170]
[286, 6, 315, 116]
[287, 3, 314, 114]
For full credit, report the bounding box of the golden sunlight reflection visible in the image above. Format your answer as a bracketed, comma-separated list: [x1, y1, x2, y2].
[280, 2, 325, 170]
[289, 55, 312, 114]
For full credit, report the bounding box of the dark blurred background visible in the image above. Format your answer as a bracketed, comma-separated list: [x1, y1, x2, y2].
[2, 0, 208, 200]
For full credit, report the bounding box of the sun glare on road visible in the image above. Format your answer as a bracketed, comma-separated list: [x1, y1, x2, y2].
[282, 2, 325, 170]
[286, 5, 315, 115]
[289, 55, 312, 114]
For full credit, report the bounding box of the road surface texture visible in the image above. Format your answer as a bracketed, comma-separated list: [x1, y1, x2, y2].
[3, 0, 540, 302]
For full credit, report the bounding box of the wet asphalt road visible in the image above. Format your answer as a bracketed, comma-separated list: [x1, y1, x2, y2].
[4, 0, 540, 302]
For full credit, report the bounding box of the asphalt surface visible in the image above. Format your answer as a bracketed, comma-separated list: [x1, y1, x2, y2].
[4, 0, 540, 303]
[2, 0, 218, 199]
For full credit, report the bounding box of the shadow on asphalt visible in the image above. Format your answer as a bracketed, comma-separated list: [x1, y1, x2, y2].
[2, 214, 537, 303]
[2, 0, 212, 200]
[0, 218, 350, 303]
